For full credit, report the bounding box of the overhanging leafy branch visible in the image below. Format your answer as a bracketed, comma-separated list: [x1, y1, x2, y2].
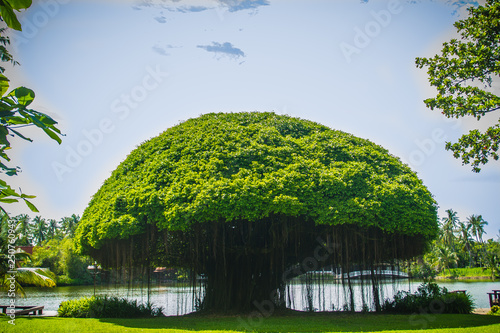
[0, 0, 63, 214]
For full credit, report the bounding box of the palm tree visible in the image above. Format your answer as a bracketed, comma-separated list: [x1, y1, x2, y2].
[0, 267, 56, 297]
[46, 219, 58, 240]
[441, 209, 459, 251]
[434, 245, 459, 275]
[14, 214, 33, 246]
[468, 214, 488, 266]
[60, 214, 80, 237]
[32, 216, 47, 245]
[457, 221, 473, 267]
[484, 249, 499, 280]
[468, 215, 487, 243]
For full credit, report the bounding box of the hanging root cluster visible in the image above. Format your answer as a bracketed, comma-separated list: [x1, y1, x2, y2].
[88, 215, 427, 313]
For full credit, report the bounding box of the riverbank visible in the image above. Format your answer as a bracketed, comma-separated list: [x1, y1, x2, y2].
[435, 276, 495, 280]
[433, 268, 497, 281]
[10, 307, 497, 318]
[2, 312, 500, 332]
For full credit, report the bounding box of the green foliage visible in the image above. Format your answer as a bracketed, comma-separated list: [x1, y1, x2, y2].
[0, 211, 89, 289]
[408, 260, 437, 279]
[0, 212, 56, 295]
[434, 245, 459, 274]
[0, 0, 63, 215]
[14, 267, 56, 288]
[437, 267, 493, 279]
[412, 209, 499, 278]
[415, 0, 500, 172]
[441, 209, 459, 251]
[0, 0, 32, 31]
[490, 305, 500, 315]
[484, 239, 500, 278]
[32, 215, 47, 245]
[29, 238, 93, 285]
[57, 296, 163, 318]
[12, 213, 33, 245]
[60, 214, 80, 238]
[0, 83, 63, 213]
[30, 240, 62, 274]
[76, 112, 438, 252]
[382, 282, 474, 314]
[0, 27, 19, 72]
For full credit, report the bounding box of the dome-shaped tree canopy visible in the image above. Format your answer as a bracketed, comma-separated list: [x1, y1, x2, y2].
[75, 112, 438, 312]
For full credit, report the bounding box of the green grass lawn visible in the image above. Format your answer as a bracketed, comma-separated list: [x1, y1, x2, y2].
[437, 267, 494, 279]
[2, 312, 500, 333]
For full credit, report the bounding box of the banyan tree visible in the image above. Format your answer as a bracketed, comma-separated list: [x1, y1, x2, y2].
[75, 112, 438, 313]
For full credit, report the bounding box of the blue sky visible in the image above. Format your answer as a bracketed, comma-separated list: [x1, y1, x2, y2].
[4, 0, 499, 238]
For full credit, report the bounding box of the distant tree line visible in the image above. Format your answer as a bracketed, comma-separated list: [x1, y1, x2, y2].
[6, 213, 81, 246]
[410, 209, 500, 279]
[0, 213, 94, 285]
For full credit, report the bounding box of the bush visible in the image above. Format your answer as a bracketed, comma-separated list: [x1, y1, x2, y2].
[56, 275, 75, 286]
[30, 238, 94, 285]
[489, 305, 500, 316]
[408, 262, 437, 279]
[382, 282, 474, 314]
[58, 296, 163, 318]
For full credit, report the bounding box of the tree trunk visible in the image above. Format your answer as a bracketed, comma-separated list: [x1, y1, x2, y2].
[202, 253, 285, 312]
[195, 218, 318, 312]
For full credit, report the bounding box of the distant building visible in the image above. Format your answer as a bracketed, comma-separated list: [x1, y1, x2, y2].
[15, 246, 35, 255]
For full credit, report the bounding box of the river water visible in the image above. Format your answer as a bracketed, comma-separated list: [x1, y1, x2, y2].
[2, 280, 498, 315]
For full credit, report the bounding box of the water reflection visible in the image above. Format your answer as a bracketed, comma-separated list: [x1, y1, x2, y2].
[1, 280, 496, 315]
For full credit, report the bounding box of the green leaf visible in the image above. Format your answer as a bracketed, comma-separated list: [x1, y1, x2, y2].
[9, 127, 32, 142]
[0, 150, 10, 163]
[0, 110, 15, 117]
[1, 94, 17, 107]
[23, 198, 38, 212]
[9, 86, 35, 106]
[43, 127, 62, 144]
[4, 0, 32, 10]
[0, 198, 18, 203]
[0, 184, 20, 197]
[20, 193, 36, 199]
[0, 4, 22, 30]
[0, 73, 10, 95]
[29, 109, 58, 126]
[0, 178, 9, 187]
[0, 125, 10, 146]
[5, 116, 30, 125]
[0, 205, 8, 216]
[19, 110, 44, 127]
[0, 161, 18, 175]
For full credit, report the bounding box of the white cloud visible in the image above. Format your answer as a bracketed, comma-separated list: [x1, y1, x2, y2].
[197, 42, 245, 60]
[131, 0, 270, 14]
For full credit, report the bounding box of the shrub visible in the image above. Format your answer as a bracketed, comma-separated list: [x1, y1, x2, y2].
[58, 296, 163, 318]
[489, 305, 500, 316]
[56, 274, 95, 286]
[408, 262, 437, 279]
[382, 282, 474, 314]
[30, 238, 94, 285]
